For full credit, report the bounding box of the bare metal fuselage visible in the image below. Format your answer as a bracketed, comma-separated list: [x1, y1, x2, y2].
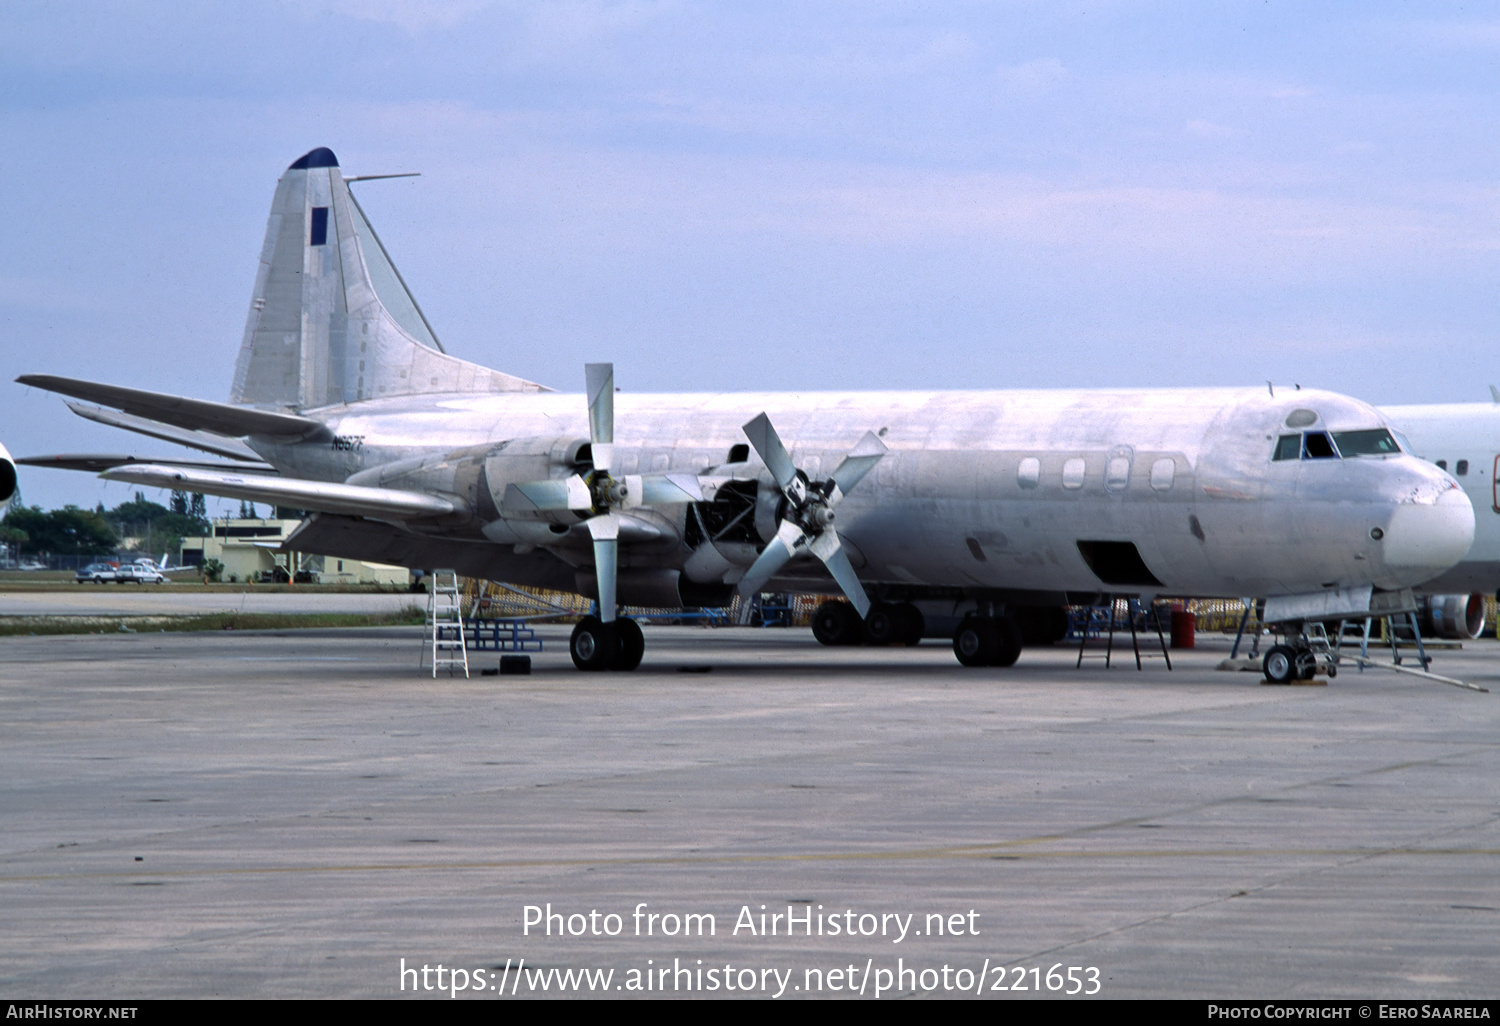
[254, 384, 1472, 603]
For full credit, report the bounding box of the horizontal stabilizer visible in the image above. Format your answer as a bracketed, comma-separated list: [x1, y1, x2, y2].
[66, 403, 264, 461]
[100, 464, 457, 520]
[19, 454, 277, 474]
[17, 375, 329, 440]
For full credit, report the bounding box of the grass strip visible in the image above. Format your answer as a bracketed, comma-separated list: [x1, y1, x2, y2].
[0, 608, 427, 637]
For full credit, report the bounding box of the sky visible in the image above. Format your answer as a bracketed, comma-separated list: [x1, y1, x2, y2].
[3, 1, 1499, 512]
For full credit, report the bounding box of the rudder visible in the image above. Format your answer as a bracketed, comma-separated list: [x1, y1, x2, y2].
[231, 147, 544, 409]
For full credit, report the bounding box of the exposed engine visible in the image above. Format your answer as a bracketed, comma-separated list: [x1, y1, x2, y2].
[1417, 593, 1487, 640]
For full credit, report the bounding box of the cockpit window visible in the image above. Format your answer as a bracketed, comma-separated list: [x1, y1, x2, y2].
[1302, 432, 1338, 459]
[1273, 435, 1301, 461]
[1330, 429, 1400, 457]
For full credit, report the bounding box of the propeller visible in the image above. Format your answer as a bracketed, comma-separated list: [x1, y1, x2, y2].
[500, 363, 706, 625]
[734, 413, 887, 618]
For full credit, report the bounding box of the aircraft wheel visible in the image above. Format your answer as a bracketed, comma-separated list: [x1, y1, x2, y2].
[896, 603, 925, 646]
[812, 601, 864, 646]
[993, 616, 1024, 668]
[1263, 644, 1297, 684]
[612, 617, 644, 672]
[863, 603, 901, 646]
[570, 617, 614, 672]
[953, 617, 999, 667]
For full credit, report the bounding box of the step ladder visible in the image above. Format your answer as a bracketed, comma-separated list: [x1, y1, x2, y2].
[421, 569, 469, 678]
[1332, 617, 1374, 672]
[1075, 597, 1172, 671]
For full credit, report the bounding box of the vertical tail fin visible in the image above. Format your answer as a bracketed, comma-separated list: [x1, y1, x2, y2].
[230, 147, 545, 409]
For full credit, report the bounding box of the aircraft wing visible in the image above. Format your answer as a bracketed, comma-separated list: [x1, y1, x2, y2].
[100, 464, 458, 520]
[66, 402, 266, 461]
[16, 375, 329, 440]
[18, 454, 278, 473]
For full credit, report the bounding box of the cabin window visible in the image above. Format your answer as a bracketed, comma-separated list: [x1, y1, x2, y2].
[1017, 457, 1040, 488]
[1062, 458, 1086, 489]
[1273, 435, 1301, 461]
[1456, 460, 1469, 476]
[727, 443, 749, 464]
[1302, 432, 1338, 459]
[1150, 458, 1175, 491]
[1436, 460, 1448, 471]
[1105, 457, 1131, 491]
[1330, 429, 1401, 457]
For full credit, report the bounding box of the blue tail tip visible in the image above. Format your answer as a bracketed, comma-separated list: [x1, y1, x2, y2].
[289, 147, 339, 170]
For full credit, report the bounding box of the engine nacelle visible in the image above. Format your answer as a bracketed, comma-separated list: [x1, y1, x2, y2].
[481, 435, 593, 525]
[0, 441, 15, 514]
[1418, 593, 1487, 640]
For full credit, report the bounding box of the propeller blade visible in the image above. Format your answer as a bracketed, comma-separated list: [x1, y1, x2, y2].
[503, 475, 591, 513]
[735, 518, 804, 604]
[637, 473, 706, 506]
[742, 413, 799, 493]
[807, 529, 871, 618]
[588, 513, 621, 623]
[826, 431, 888, 504]
[585, 363, 614, 472]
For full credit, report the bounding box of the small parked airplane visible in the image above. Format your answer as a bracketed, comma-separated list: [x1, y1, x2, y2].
[14, 149, 1476, 674]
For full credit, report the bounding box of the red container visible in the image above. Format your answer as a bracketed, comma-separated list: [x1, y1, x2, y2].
[1169, 610, 1196, 649]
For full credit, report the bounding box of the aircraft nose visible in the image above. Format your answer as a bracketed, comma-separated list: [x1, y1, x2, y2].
[1379, 481, 1474, 580]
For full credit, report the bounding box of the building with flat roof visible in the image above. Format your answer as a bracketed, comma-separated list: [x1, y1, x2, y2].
[180, 518, 408, 585]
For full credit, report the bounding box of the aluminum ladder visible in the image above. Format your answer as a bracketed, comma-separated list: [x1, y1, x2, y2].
[421, 569, 470, 678]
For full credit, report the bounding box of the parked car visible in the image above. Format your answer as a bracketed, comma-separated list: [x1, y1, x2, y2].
[114, 564, 167, 585]
[76, 563, 117, 584]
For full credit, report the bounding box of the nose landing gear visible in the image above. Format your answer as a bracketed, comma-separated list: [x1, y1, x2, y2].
[1262, 643, 1327, 683]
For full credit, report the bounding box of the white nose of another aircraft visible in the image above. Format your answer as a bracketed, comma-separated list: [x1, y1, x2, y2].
[1379, 476, 1474, 583]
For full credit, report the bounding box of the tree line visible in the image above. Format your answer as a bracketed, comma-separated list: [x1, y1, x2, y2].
[1, 491, 211, 557]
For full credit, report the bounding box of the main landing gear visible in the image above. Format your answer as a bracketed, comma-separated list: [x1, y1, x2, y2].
[570, 616, 645, 672]
[952, 615, 1023, 668]
[810, 600, 924, 647]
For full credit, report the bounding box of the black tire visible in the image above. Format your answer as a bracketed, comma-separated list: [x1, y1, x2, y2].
[953, 618, 999, 667]
[993, 616, 1024, 668]
[863, 603, 901, 646]
[612, 617, 644, 671]
[896, 603, 925, 646]
[570, 617, 613, 671]
[812, 601, 863, 646]
[1263, 644, 1297, 684]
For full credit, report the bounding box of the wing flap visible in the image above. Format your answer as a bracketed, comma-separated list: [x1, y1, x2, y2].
[66, 403, 265, 460]
[100, 464, 457, 520]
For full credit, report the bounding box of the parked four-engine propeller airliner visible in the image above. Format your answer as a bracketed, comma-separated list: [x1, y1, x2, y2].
[14, 148, 1477, 673]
